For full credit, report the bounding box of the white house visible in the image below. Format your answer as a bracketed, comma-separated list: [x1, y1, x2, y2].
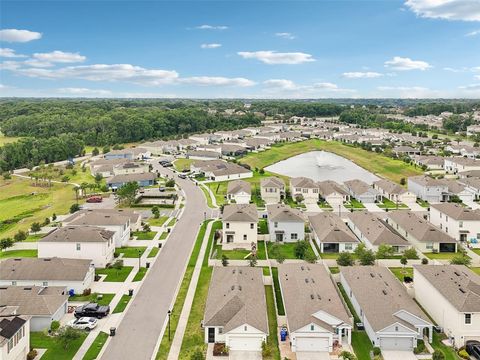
[429, 203, 480, 246]
[0, 309, 30, 360]
[226, 180, 251, 204]
[341, 266, 433, 351]
[373, 179, 417, 204]
[191, 160, 253, 182]
[112, 162, 149, 176]
[445, 157, 480, 174]
[203, 267, 268, 351]
[278, 264, 353, 353]
[38, 226, 115, 268]
[408, 175, 449, 203]
[344, 179, 381, 204]
[0, 257, 94, 294]
[414, 265, 480, 347]
[309, 212, 359, 253]
[260, 177, 285, 204]
[267, 204, 304, 242]
[438, 179, 475, 203]
[222, 204, 258, 248]
[290, 177, 319, 204]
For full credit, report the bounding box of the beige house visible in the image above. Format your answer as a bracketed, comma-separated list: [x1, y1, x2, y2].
[290, 177, 319, 204]
[226, 180, 251, 204]
[0, 308, 30, 360]
[222, 204, 258, 248]
[309, 212, 359, 253]
[373, 179, 417, 204]
[317, 180, 349, 207]
[112, 162, 149, 176]
[260, 177, 285, 204]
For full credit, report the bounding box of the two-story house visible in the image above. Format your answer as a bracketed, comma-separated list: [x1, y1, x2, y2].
[309, 212, 359, 253]
[408, 175, 449, 203]
[0, 308, 30, 360]
[290, 177, 319, 204]
[226, 180, 251, 204]
[373, 179, 417, 204]
[260, 177, 285, 204]
[222, 204, 258, 249]
[267, 204, 304, 242]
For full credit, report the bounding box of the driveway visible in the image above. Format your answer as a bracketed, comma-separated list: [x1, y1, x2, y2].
[382, 351, 417, 360]
[296, 351, 330, 360]
[406, 202, 429, 212]
[363, 202, 385, 212]
[305, 203, 322, 213]
[229, 350, 262, 360]
[463, 200, 480, 210]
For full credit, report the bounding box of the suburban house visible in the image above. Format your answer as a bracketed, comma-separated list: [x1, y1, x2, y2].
[191, 160, 253, 182]
[317, 180, 349, 206]
[65, 208, 142, 231]
[408, 175, 449, 203]
[347, 211, 410, 253]
[387, 211, 458, 253]
[189, 133, 213, 145]
[104, 147, 150, 160]
[445, 157, 480, 174]
[221, 144, 248, 157]
[266, 204, 305, 242]
[107, 172, 156, 190]
[438, 179, 475, 203]
[290, 177, 319, 204]
[411, 155, 445, 171]
[0, 308, 30, 360]
[459, 177, 480, 200]
[38, 226, 115, 268]
[413, 265, 480, 347]
[222, 204, 258, 248]
[344, 179, 381, 204]
[89, 158, 130, 177]
[393, 146, 421, 157]
[226, 180, 251, 204]
[112, 162, 149, 176]
[186, 150, 221, 160]
[0, 286, 68, 332]
[278, 264, 353, 353]
[429, 203, 480, 246]
[260, 177, 285, 204]
[244, 137, 270, 150]
[309, 212, 359, 253]
[203, 267, 268, 351]
[340, 266, 433, 351]
[373, 179, 417, 204]
[0, 258, 94, 294]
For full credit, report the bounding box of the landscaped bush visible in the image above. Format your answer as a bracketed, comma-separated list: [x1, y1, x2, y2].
[458, 349, 470, 359]
[82, 288, 92, 296]
[50, 320, 60, 332]
[432, 350, 445, 360]
[421, 258, 429, 264]
[414, 340, 426, 354]
[213, 343, 228, 356]
[373, 347, 381, 356]
[404, 276, 413, 283]
[27, 349, 37, 360]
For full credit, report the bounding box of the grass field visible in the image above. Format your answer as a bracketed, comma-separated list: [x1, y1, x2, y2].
[113, 294, 132, 313]
[31, 331, 87, 360]
[148, 216, 169, 226]
[472, 267, 480, 275]
[344, 198, 365, 209]
[213, 241, 267, 260]
[82, 331, 108, 360]
[114, 246, 147, 258]
[377, 197, 409, 209]
[0, 135, 22, 147]
[173, 158, 194, 172]
[96, 266, 133, 282]
[0, 249, 37, 259]
[69, 293, 115, 306]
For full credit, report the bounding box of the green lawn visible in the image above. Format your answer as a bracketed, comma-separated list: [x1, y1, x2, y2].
[69, 293, 115, 306]
[147, 247, 160, 258]
[337, 283, 360, 324]
[389, 267, 413, 282]
[351, 331, 373, 360]
[344, 198, 366, 209]
[148, 216, 169, 226]
[417, 199, 430, 208]
[265, 285, 281, 360]
[82, 331, 109, 360]
[0, 249, 37, 259]
[31, 331, 87, 360]
[173, 158, 194, 172]
[160, 232, 168, 240]
[472, 249, 480, 256]
[200, 185, 215, 208]
[96, 266, 133, 282]
[329, 267, 340, 274]
[114, 246, 147, 258]
[425, 252, 464, 260]
[258, 219, 269, 234]
[377, 197, 409, 209]
[132, 231, 157, 240]
[432, 332, 461, 360]
[266, 241, 315, 259]
[113, 294, 132, 313]
[214, 241, 267, 260]
[24, 234, 44, 242]
[263, 266, 271, 275]
[133, 267, 148, 282]
[271, 267, 285, 316]
[471, 267, 480, 275]
[166, 218, 176, 227]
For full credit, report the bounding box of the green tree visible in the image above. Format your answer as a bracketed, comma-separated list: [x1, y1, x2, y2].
[151, 206, 160, 219]
[57, 326, 82, 350]
[70, 203, 81, 213]
[294, 240, 309, 259]
[336, 252, 354, 266]
[30, 222, 41, 234]
[376, 244, 395, 259]
[450, 254, 471, 266]
[359, 249, 376, 266]
[221, 255, 229, 267]
[0, 238, 14, 251]
[165, 179, 175, 187]
[249, 256, 257, 267]
[94, 173, 103, 184]
[403, 248, 419, 259]
[92, 147, 99, 156]
[116, 182, 140, 206]
[13, 230, 27, 242]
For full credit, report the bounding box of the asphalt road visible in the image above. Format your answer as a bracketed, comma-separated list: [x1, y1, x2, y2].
[101, 164, 209, 360]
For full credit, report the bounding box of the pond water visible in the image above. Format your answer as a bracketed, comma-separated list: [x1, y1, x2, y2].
[265, 151, 379, 184]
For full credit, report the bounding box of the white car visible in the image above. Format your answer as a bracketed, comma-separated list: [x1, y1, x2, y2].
[68, 317, 98, 331]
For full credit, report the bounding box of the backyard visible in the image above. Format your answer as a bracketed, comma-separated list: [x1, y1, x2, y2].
[266, 241, 316, 259]
[213, 240, 267, 260]
[31, 331, 87, 360]
[96, 266, 133, 282]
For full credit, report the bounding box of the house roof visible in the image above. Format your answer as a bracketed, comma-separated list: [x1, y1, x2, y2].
[279, 264, 352, 333]
[413, 265, 480, 312]
[107, 172, 156, 184]
[227, 180, 251, 196]
[431, 202, 480, 221]
[412, 156, 445, 167]
[68, 212, 130, 227]
[222, 204, 258, 222]
[394, 146, 418, 152]
[438, 179, 467, 195]
[0, 314, 28, 347]
[267, 204, 304, 223]
[317, 180, 348, 196]
[344, 179, 375, 196]
[374, 179, 407, 195]
[260, 177, 285, 189]
[387, 211, 457, 244]
[309, 213, 359, 244]
[0, 257, 92, 281]
[446, 157, 480, 166]
[291, 177, 318, 189]
[193, 160, 251, 176]
[341, 266, 431, 332]
[65, 208, 140, 225]
[408, 175, 446, 187]
[348, 211, 409, 247]
[40, 226, 115, 243]
[203, 267, 268, 334]
[0, 286, 68, 316]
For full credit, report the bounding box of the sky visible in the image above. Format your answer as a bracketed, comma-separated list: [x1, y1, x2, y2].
[0, 0, 480, 99]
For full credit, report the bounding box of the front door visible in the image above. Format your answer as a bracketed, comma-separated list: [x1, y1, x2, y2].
[276, 233, 284, 242]
[460, 233, 467, 242]
[208, 328, 215, 343]
[226, 235, 234, 243]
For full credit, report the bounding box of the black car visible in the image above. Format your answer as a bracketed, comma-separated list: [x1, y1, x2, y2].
[466, 341, 480, 360]
[74, 303, 110, 319]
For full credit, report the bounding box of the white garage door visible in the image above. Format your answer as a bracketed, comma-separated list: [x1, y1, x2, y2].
[296, 337, 329, 352]
[229, 336, 263, 351]
[379, 337, 414, 351]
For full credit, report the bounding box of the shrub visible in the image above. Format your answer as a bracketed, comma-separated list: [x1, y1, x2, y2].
[14, 230, 28, 241]
[414, 340, 426, 354]
[403, 248, 419, 259]
[421, 258, 429, 264]
[213, 343, 228, 356]
[336, 252, 354, 266]
[3, 172, 11, 180]
[458, 349, 470, 359]
[190, 350, 205, 360]
[82, 288, 92, 296]
[27, 350, 38, 360]
[261, 341, 272, 357]
[340, 351, 357, 360]
[432, 350, 445, 360]
[450, 255, 471, 266]
[70, 203, 80, 214]
[50, 320, 60, 332]
[404, 276, 413, 283]
[373, 347, 381, 356]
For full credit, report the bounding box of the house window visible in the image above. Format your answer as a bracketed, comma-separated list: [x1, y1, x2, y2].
[274, 222, 278, 228]
[303, 189, 308, 194]
[250, 223, 254, 229]
[76, 243, 81, 251]
[43, 281, 48, 287]
[226, 223, 230, 229]
[219, 328, 223, 334]
[313, 189, 319, 193]
[477, 233, 480, 240]
[291, 233, 298, 240]
[395, 326, 399, 331]
[446, 216, 448, 222]
[243, 235, 247, 241]
[244, 325, 248, 331]
[345, 243, 353, 251]
[426, 243, 433, 250]
[12, 281, 16, 286]
[446, 227, 448, 233]
[459, 221, 463, 228]
[465, 314, 472, 324]
[310, 325, 314, 331]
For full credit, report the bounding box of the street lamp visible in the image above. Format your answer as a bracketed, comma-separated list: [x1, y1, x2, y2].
[338, 204, 341, 217]
[204, 211, 207, 222]
[167, 310, 172, 341]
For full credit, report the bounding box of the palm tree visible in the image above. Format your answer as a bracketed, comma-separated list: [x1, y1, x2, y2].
[73, 186, 80, 203]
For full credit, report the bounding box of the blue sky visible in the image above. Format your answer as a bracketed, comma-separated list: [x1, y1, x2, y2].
[1, 0, 479, 98]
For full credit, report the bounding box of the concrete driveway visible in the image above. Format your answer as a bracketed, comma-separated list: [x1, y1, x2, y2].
[305, 203, 322, 213]
[229, 351, 262, 360]
[296, 351, 330, 360]
[382, 350, 417, 360]
[363, 202, 385, 212]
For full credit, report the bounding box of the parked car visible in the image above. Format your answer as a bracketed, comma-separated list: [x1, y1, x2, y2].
[178, 173, 187, 179]
[86, 196, 103, 203]
[74, 303, 110, 319]
[466, 341, 480, 360]
[159, 186, 166, 192]
[68, 317, 98, 331]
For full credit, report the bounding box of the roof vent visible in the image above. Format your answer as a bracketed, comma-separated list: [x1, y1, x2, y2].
[310, 294, 314, 300]
[231, 286, 235, 290]
[305, 278, 309, 283]
[382, 290, 387, 295]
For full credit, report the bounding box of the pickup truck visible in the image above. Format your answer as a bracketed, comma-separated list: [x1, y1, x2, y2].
[74, 303, 110, 319]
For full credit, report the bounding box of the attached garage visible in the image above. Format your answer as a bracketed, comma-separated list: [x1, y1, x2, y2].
[295, 337, 329, 352]
[228, 336, 264, 351]
[379, 337, 414, 351]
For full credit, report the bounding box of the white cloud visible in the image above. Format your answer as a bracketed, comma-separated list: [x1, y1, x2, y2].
[275, 32, 295, 39]
[195, 25, 228, 30]
[342, 71, 383, 78]
[0, 61, 21, 70]
[459, 83, 480, 90]
[0, 48, 26, 58]
[0, 29, 42, 42]
[377, 86, 439, 98]
[262, 79, 354, 97]
[237, 50, 315, 64]
[33, 50, 86, 63]
[313, 82, 339, 90]
[384, 56, 431, 71]
[58, 87, 112, 96]
[180, 76, 255, 87]
[466, 29, 480, 36]
[263, 79, 298, 90]
[475, 75, 480, 80]
[405, 0, 480, 21]
[200, 43, 222, 49]
[23, 59, 54, 68]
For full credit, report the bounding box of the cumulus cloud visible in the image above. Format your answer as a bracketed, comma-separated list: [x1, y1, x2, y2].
[466, 29, 480, 36]
[263, 79, 354, 96]
[195, 25, 228, 30]
[200, 43, 222, 49]
[459, 83, 480, 90]
[405, 0, 480, 21]
[33, 50, 86, 63]
[475, 75, 480, 80]
[180, 76, 255, 87]
[342, 71, 383, 78]
[0, 48, 26, 58]
[238, 50, 315, 64]
[0, 29, 42, 42]
[58, 87, 113, 96]
[275, 32, 295, 39]
[384, 56, 431, 71]
[263, 79, 298, 90]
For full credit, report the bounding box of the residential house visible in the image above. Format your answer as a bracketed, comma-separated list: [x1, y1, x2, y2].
[89, 158, 130, 177]
[196, 144, 222, 154]
[387, 211, 458, 253]
[104, 147, 150, 160]
[278, 264, 352, 353]
[226, 180, 251, 204]
[267, 204, 304, 242]
[445, 157, 480, 174]
[112, 162, 149, 176]
[0, 286, 68, 332]
[222, 204, 258, 248]
[38, 226, 115, 268]
[459, 177, 480, 200]
[186, 150, 221, 160]
[203, 267, 268, 351]
[408, 175, 448, 203]
[107, 172, 156, 190]
[393, 146, 421, 157]
[191, 160, 252, 182]
[220, 144, 247, 157]
[189, 133, 213, 145]
[290, 177, 319, 204]
[260, 177, 285, 204]
[309, 213, 359, 253]
[244, 137, 270, 150]
[413, 265, 480, 347]
[0, 308, 30, 360]
[65, 208, 142, 231]
[347, 211, 410, 253]
[411, 155, 445, 170]
[340, 266, 433, 351]
[344, 179, 381, 204]
[438, 179, 475, 203]
[317, 180, 349, 207]
[373, 179, 417, 204]
[0, 257, 94, 294]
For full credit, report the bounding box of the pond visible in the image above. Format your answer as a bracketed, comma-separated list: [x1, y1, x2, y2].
[265, 151, 379, 184]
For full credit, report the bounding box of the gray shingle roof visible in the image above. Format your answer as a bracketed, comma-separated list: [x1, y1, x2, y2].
[0, 258, 92, 281]
[65, 208, 140, 225]
[309, 213, 359, 244]
[68, 212, 131, 227]
[0, 286, 67, 316]
[430, 202, 480, 221]
[227, 180, 251, 196]
[107, 172, 156, 184]
[260, 177, 285, 189]
[267, 204, 304, 223]
[408, 175, 446, 187]
[291, 177, 318, 189]
[223, 204, 258, 222]
[374, 179, 407, 195]
[40, 226, 114, 243]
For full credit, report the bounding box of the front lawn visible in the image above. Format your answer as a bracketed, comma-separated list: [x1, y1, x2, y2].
[266, 241, 315, 259]
[432, 332, 461, 360]
[425, 252, 465, 260]
[82, 331, 108, 360]
[112, 294, 132, 313]
[258, 219, 269, 234]
[96, 266, 133, 282]
[352, 331, 373, 360]
[344, 199, 365, 209]
[160, 232, 168, 240]
[262, 267, 271, 275]
[417, 199, 430, 208]
[147, 247, 159, 258]
[133, 231, 157, 240]
[329, 267, 340, 274]
[133, 267, 148, 282]
[319, 252, 340, 259]
[377, 197, 408, 209]
[0, 249, 37, 259]
[114, 246, 147, 258]
[264, 285, 281, 360]
[271, 267, 285, 316]
[166, 218, 176, 227]
[24, 234, 44, 242]
[214, 241, 267, 260]
[69, 293, 115, 306]
[31, 331, 87, 360]
[472, 249, 480, 256]
[389, 267, 413, 282]
[148, 216, 169, 227]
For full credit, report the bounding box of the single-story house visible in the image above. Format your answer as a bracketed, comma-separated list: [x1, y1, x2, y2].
[260, 177, 285, 204]
[112, 162, 149, 176]
[107, 172, 156, 190]
[89, 158, 130, 177]
[393, 146, 421, 157]
[191, 160, 253, 182]
[438, 179, 475, 203]
[222, 204, 258, 248]
[411, 156, 445, 171]
[344, 179, 381, 204]
[104, 147, 150, 160]
[65, 208, 142, 231]
[373, 179, 417, 204]
[221, 144, 248, 157]
[227, 180, 251, 204]
[0, 309, 30, 360]
[445, 157, 480, 174]
[317, 180, 350, 206]
[267, 204, 305, 242]
[244, 137, 270, 150]
[309, 212, 359, 253]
